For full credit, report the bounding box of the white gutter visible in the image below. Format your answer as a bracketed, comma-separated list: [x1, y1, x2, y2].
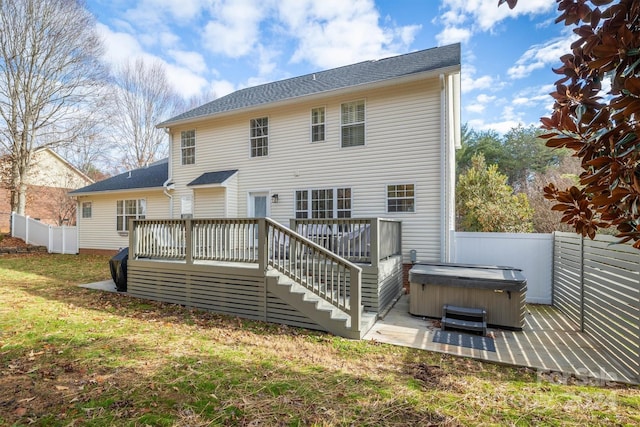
[162, 128, 173, 218]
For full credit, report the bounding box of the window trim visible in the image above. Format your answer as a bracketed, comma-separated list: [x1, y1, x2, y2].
[180, 129, 196, 165]
[310, 106, 326, 143]
[250, 116, 269, 158]
[294, 187, 352, 219]
[386, 183, 416, 214]
[81, 201, 92, 219]
[340, 99, 366, 148]
[116, 198, 146, 232]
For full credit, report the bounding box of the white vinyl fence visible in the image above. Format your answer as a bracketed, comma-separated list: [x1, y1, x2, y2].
[10, 212, 78, 254]
[453, 232, 554, 304]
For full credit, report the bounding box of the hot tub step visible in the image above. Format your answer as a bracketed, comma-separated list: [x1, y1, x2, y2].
[442, 304, 487, 335]
[441, 317, 487, 334]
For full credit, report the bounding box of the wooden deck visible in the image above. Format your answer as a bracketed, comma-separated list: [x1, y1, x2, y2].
[366, 295, 638, 385]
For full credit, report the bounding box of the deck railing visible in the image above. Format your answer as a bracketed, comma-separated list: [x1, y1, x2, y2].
[289, 217, 402, 265]
[129, 217, 362, 334]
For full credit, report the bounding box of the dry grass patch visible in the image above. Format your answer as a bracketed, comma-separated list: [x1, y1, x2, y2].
[0, 253, 638, 426]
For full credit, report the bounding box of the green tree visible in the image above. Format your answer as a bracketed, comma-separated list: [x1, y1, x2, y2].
[500, 0, 640, 247]
[456, 154, 533, 232]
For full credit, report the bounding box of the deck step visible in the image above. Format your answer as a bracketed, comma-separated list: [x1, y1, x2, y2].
[441, 304, 487, 335]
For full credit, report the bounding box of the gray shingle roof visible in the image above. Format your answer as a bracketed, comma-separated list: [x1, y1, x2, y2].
[158, 43, 460, 127]
[69, 159, 168, 195]
[187, 169, 238, 187]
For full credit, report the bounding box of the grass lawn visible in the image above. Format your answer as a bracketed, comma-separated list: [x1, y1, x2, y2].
[0, 253, 638, 426]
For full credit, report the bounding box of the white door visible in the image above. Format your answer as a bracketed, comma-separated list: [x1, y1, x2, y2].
[249, 192, 268, 247]
[249, 192, 268, 218]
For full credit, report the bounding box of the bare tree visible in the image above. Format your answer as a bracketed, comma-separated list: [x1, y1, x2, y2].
[0, 0, 105, 216]
[110, 58, 184, 170]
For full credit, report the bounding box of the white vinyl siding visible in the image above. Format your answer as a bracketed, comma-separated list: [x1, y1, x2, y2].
[181, 130, 196, 165]
[250, 117, 268, 157]
[387, 184, 415, 213]
[194, 188, 226, 218]
[167, 77, 446, 261]
[311, 107, 325, 142]
[76, 191, 168, 251]
[341, 100, 365, 147]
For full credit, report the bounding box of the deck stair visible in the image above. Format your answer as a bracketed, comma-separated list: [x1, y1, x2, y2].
[266, 269, 377, 339]
[441, 304, 487, 336]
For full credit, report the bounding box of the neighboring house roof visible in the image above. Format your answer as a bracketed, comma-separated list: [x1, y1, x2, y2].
[69, 159, 168, 195]
[158, 43, 460, 127]
[187, 170, 238, 187]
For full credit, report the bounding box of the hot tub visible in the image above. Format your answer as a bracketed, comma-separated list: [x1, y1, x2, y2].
[409, 262, 527, 330]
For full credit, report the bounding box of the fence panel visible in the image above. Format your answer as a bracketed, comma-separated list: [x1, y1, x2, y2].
[10, 212, 78, 254]
[582, 236, 639, 381]
[453, 232, 553, 304]
[553, 232, 583, 326]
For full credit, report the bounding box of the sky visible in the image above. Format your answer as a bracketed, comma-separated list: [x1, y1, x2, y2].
[86, 0, 574, 134]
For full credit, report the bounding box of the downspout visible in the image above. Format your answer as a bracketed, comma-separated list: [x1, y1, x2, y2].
[162, 128, 173, 218]
[439, 74, 449, 262]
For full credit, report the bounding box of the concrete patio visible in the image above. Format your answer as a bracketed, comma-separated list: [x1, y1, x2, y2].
[80, 280, 638, 385]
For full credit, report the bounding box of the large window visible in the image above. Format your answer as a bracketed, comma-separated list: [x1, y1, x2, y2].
[81, 202, 92, 219]
[250, 117, 269, 157]
[116, 199, 146, 232]
[387, 184, 415, 213]
[181, 130, 196, 165]
[311, 107, 325, 142]
[341, 100, 365, 147]
[295, 188, 351, 219]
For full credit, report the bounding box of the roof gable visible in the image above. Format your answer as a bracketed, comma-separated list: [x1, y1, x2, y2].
[159, 43, 460, 127]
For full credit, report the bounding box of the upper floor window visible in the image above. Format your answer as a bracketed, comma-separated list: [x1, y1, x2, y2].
[181, 130, 196, 165]
[311, 107, 325, 142]
[81, 202, 92, 219]
[341, 100, 365, 147]
[295, 188, 352, 219]
[387, 184, 415, 213]
[116, 199, 146, 232]
[250, 117, 269, 157]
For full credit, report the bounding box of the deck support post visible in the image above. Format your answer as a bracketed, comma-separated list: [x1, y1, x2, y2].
[258, 218, 267, 272]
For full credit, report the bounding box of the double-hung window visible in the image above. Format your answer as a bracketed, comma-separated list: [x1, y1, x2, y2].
[311, 107, 325, 142]
[181, 130, 196, 165]
[250, 117, 269, 157]
[387, 184, 415, 213]
[116, 199, 146, 232]
[341, 100, 365, 147]
[81, 202, 92, 219]
[295, 188, 352, 219]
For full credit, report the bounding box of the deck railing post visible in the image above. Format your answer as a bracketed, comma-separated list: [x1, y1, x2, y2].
[258, 218, 267, 271]
[129, 219, 136, 258]
[185, 219, 193, 264]
[370, 218, 380, 268]
[351, 265, 362, 335]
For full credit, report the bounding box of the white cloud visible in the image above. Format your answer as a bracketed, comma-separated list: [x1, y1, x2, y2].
[436, 26, 472, 45]
[169, 49, 208, 74]
[508, 32, 578, 79]
[97, 24, 210, 100]
[277, 0, 421, 69]
[202, 0, 267, 58]
[437, 0, 555, 36]
[460, 64, 496, 93]
[209, 80, 236, 98]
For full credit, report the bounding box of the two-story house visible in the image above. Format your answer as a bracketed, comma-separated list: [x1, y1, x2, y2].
[72, 43, 461, 269]
[71, 43, 461, 338]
